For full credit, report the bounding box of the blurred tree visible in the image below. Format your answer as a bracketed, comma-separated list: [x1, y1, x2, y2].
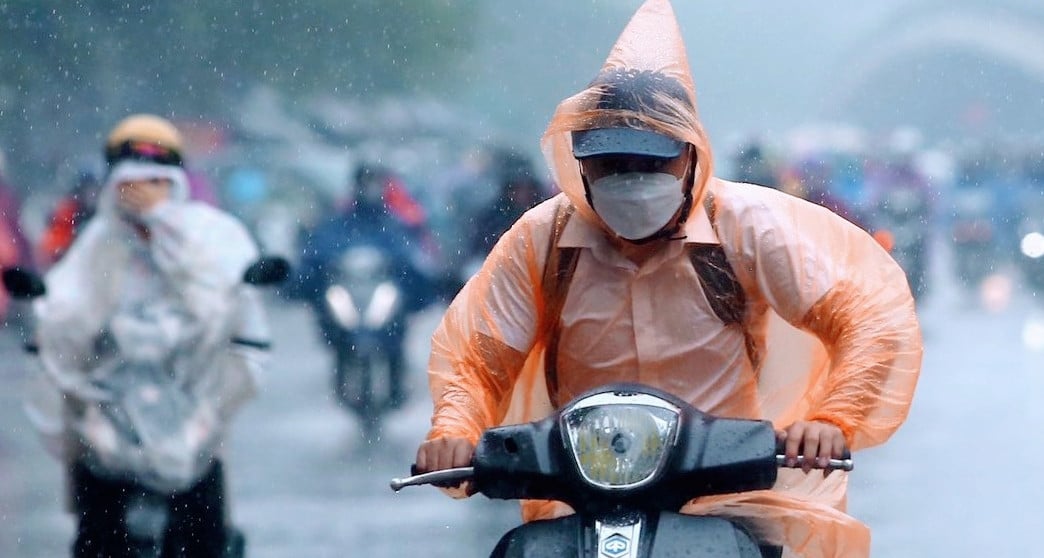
[0, 0, 479, 186]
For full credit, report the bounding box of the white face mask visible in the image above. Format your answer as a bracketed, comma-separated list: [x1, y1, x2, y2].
[588, 172, 685, 240]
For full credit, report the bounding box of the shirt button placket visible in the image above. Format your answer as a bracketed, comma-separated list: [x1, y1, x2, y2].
[631, 273, 654, 384]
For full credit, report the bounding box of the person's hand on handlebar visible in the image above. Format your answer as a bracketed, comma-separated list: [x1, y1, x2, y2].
[416, 437, 474, 472]
[776, 420, 848, 476]
[415, 437, 476, 492]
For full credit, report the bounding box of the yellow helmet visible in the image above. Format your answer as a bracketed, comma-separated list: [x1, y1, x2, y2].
[104, 114, 184, 167]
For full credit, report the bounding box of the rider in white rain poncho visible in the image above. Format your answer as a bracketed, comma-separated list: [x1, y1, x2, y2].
[415, 2, 922, 557]
[25, 114, 269, 556]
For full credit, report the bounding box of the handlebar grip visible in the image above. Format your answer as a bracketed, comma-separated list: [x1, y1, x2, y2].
[775, 455, 854, 472]
[774, 439, 852, 461]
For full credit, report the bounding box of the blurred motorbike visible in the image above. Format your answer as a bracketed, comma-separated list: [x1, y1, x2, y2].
[320, 244, 408, 438]
[3, 256, 288, 558]
[874, 185, 931, 300]
[391, 383, 853, 558]
[950, 187, 997, 290]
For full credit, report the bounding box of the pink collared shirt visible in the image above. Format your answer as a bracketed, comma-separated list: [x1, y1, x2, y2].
[486, 190, 761, 420]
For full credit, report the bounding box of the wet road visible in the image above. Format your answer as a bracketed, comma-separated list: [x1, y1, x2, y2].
[1, 244, 1042, 556]
[847, 264, 1044, 556]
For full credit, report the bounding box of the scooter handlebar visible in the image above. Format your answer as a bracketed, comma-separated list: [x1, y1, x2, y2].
[775, 455, 854, 472]
[390, 452, 853, 493]
[774, 443, 853, 471]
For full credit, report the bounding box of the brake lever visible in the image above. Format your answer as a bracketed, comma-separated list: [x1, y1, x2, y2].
[390, 466, 475, 492]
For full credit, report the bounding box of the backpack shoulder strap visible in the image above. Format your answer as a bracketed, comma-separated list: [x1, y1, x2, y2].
[540, 201, 580, 307]
[688, 191, 746, 325]
[539, 201, 579, 407]
[687, 244, 745, 325]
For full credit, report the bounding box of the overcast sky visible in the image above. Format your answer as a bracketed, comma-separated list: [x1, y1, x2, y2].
[465, 2, 903, 148]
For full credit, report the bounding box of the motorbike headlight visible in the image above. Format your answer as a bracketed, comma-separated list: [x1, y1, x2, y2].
[561, 393, 680, 490]
[364, 282, 402, 328]
[1021, 232, 1044, 259]
[325, 285, 360, 328]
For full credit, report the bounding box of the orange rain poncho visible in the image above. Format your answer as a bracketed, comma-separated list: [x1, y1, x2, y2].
[425, 1, 922, 556]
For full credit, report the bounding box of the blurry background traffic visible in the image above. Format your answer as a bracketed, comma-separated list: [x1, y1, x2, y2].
[1, 1, 1043, 556]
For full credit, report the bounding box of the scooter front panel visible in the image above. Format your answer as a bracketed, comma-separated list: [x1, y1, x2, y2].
[647, 513, 767, 557]
[488, 512, 770, 558]
[489, 515, 581, 557]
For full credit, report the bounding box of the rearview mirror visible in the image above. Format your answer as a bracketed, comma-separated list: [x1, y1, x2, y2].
[2, 268, 46, 299]
[243, 256, 291, 286]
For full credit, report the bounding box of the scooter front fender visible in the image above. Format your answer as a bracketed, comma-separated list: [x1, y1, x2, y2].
[489, 511, 773, 558]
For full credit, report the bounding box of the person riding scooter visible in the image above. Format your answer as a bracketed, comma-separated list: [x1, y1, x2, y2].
[413, 1, 922, 556]
[25, 114, 270, 558]
[289, 164, 434, 414]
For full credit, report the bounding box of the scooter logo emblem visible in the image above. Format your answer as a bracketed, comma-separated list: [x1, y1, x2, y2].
[601, 533, 630, 557]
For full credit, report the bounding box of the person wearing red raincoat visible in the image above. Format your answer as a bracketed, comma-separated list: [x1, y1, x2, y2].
[415, 2, 922, 556]
[0, 153, 32, 321]
[37, 170, 102, 268]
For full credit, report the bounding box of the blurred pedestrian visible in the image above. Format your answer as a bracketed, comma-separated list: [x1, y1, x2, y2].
[468, 148, 548, 257]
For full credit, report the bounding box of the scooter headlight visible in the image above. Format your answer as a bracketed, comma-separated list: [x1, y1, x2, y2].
[561, 392, 680, 490]
[1021, 232, 1044, 259]
[325, 284, 360, 328]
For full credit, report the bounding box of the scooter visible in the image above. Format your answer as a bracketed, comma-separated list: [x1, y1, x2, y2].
[3, 256, 289, 558]
[950, 187, 997, 290]
[320, 244, 409, 438]
[391, 383, 852, 558]
[875, 185, 931, 300]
